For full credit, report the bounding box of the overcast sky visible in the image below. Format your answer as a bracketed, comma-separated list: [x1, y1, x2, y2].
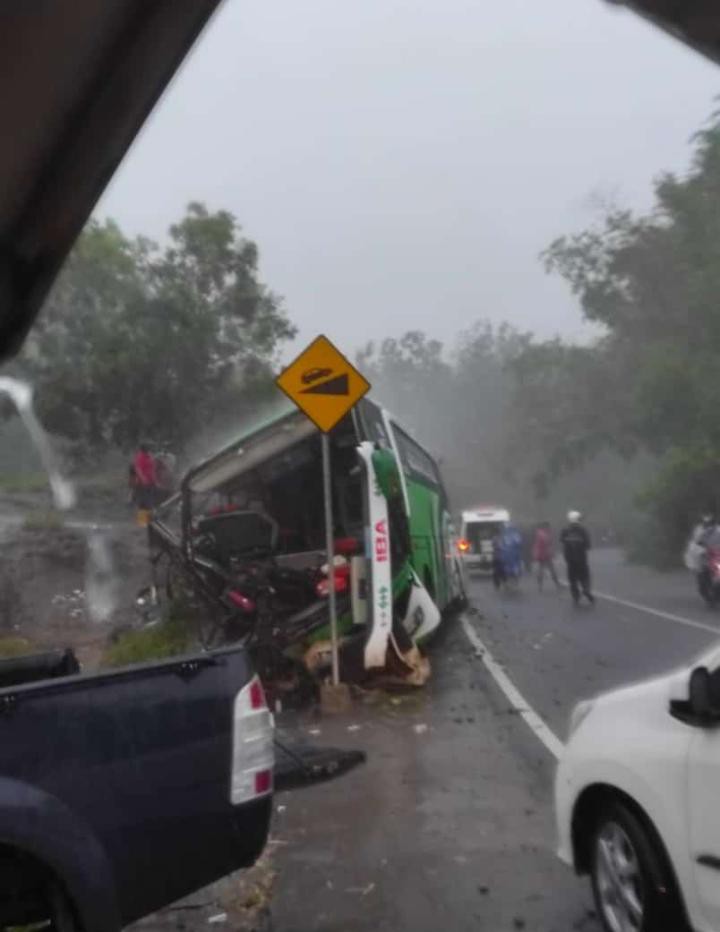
[99, 0, 718, 357]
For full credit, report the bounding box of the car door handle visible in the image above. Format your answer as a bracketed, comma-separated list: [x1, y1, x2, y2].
[696, 854, 720, 871]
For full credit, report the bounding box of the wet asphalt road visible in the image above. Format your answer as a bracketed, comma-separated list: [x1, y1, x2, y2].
[476, 547, 719, 741]
[270, 548, 720, 932]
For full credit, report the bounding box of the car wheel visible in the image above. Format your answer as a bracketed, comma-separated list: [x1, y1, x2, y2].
[590, 802, 685, 932]
[49, 881, 81, 932]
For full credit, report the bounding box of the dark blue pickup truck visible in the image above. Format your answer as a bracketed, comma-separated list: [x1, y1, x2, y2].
[0, 647, 274, 931]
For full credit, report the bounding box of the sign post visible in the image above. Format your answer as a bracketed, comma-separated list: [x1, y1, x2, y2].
[320, 432, 339, 684]
[275, 335, 371, 687]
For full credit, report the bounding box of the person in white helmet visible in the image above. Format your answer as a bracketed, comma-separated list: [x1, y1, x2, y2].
[560, 510, 594, 605]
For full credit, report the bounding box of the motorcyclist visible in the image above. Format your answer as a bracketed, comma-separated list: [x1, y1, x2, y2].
[691, 513, 718, 601]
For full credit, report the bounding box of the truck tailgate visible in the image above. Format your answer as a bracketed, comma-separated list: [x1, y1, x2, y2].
[0, 646, 272, 929]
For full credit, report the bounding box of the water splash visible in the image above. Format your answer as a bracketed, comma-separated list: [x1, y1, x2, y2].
[0, 377, 76, 510]
[85, 529, 118, 624]
[0, 375, 118, 624]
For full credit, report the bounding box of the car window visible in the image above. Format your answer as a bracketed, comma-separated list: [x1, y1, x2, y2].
[5, 4, 720, 931]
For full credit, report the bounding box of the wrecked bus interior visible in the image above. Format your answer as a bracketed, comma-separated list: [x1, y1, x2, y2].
[148, 398, 466, 694]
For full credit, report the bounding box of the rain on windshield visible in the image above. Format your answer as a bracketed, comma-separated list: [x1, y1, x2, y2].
[2, 3, 720, 932]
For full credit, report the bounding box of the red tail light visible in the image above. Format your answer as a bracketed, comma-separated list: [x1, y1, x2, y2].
[458, 538, 471, 553]
[231, 675, 274, 804]
[249, 677, 266, 710]
[254, 770, 272, 795]
[227, 590, 256, 614]
[316, 576, 349, 597]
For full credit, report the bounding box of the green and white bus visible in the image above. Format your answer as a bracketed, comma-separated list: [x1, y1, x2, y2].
[162, 396, 465, 681]
[355, 397, 465, 617]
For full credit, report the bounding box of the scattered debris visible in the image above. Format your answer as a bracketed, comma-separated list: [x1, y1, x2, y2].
[347, 723, 362, 732]
[413, 722, 428, 734]
[345, 883, 375, 896]
[207, 913, 227, 924]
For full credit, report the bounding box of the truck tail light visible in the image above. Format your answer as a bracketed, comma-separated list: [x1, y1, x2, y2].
[458, 538, 471, 553]
[231, 675, 274, 805]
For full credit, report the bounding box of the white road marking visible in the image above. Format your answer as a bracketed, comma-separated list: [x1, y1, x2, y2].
[461, 615, 564, 761]
[592, 589, 719, 636]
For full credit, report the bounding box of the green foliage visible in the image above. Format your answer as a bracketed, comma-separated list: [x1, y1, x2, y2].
[0, 473, 50, 494]
[508, 109, 720, 558]
[358, 324, 530, 507]
[22, 510, 64, 531]
[20, 203, 296, 457]
[102, 612, 195, 668]
[356, 323, 636, 525]
[0, 637, 34, 658]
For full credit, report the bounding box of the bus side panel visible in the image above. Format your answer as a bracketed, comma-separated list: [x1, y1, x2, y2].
[405, 479, 449, 609]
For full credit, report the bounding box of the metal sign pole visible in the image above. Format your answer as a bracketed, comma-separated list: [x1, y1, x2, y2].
[321, 432, 340, 685]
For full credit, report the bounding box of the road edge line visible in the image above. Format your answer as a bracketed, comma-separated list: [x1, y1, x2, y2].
[461, 614, 564, 761]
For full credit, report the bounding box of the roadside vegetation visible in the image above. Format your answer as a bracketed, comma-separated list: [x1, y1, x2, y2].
[4, 112, 719, 569]
[102, 602, 196, 668]
[0, 636, 35, 658]
[363, 109, 720, 567]
[22, 511, 64, 532]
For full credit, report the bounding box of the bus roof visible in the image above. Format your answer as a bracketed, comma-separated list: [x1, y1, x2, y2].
[461, 507, 510, 523]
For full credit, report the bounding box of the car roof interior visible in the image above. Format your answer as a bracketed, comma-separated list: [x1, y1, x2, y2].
[0, 0, 718, 363]
[0, 0, 222, 362]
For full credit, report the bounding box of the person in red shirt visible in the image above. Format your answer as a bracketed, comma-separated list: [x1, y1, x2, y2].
[132, 444, 158, 510]
[532, 521, 561, 590]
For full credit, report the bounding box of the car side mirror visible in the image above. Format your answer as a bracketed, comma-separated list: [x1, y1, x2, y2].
[689, 667, 713, 716]
[670, 666, 720, 727]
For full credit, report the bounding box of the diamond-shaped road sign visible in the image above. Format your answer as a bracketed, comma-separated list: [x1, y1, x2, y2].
[275, 334, 371, 433]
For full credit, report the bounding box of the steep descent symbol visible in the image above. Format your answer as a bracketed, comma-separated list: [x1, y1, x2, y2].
[300, 373, 349, 396]
[275, 334, 371, 433]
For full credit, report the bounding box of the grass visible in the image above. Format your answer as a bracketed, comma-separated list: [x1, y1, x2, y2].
[22, 510, 64, 531]
[0, 473, 49, 495]
[0, 636, 35, 658]
[101, 614, 195, 668]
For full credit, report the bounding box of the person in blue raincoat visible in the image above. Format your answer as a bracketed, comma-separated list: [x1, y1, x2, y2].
[492, 521, 524, 589]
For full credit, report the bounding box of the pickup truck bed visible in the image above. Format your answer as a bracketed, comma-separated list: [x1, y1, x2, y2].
[0, 646, 273, 932]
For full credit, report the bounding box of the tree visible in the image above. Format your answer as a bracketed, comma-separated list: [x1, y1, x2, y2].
[21, 203, 295, 456]
[358, 324, 531, 508]
[510, 110, 720, 559]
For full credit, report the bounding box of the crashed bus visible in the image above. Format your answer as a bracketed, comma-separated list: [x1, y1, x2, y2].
[147, 397, 466, 691]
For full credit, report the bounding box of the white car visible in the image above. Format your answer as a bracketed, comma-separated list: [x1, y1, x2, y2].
[556, 643, 720, 932]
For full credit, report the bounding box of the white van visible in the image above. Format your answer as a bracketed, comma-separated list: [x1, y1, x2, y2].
[458, 507, 510, 572]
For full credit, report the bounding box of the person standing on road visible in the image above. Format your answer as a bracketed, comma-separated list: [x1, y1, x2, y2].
[491, 527, 507, 590]
[560, 510, 594, 605]
[532, 521, 561, 590]
[493, 521, 523, 589]
[132, 443, 158, 523]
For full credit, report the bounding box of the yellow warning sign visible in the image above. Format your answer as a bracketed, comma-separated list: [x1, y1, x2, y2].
[275, 334, 371, 433]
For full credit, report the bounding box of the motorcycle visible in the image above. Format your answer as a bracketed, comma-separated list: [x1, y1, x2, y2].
[698, 545, 720, 607]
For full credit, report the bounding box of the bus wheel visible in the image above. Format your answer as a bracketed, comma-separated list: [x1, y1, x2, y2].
[452, 561, 468, 610]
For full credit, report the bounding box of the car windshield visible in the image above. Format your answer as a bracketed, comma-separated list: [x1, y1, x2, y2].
[4, 3, 720, 932]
